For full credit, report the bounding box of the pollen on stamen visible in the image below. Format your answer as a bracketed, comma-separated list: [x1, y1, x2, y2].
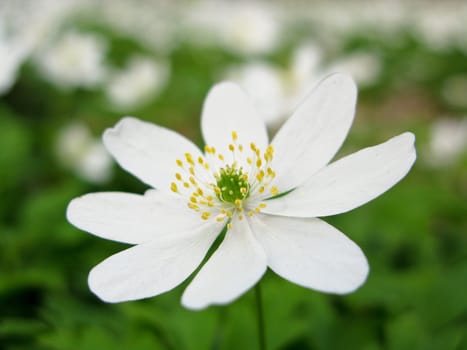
[201, 212, 211, 220]
[271, 186, 279, 195]
[170, 182, 178, 193]
[227, 223, 233, 230]
[188, 203, 200, 211]
[232, 131, 238, 141]
[175, 173, 182, 181]
[176, 159, 183, 167]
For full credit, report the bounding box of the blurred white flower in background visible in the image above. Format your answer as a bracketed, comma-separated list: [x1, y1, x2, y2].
[222, 42, 323, 127]
[35, 30, 107, 89]
[0, 28, 29, 95]
[57, 121, 113, 184]
[223, 42, 382, 128]
[428, 118, 467, 166]
[223, 62, 285, 126]
[413, 4, 467, 52]
[106, 56, 170, 111]
[79, 0, 177, 54]
[187, 1, 280, 55]
[325, 51, 382, 88]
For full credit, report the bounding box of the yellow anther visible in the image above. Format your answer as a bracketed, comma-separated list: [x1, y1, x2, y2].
[234, 199, 242, 208]
[211, 147, 216, 154]
[259, 203, 267, 209]
[254, 207, 261, 213]
[188, 203, 200, 211]
[238, 144, 243, 152]
[214, 186, 221, 194]
[190, 196, 197, 203]
[256, 159, 262, 168]
[259, 186, 265, 193]
[221, 209, 226, 214]
[175, 173, 182, 181]
[238, 215, 243, 220]
[176, 159, 183, 167]
[247, 157, 253, 165]
[226, 211, 233, 218]
[204, 145, 211, 154]
[198, 156, 204, 164]
[240, 187, 247, 195]
[250, 143, 257, 151]
[271, 186, 278, 195]
[248, 211, 254, 217]
[201, 212, 211, 220]
[242, 174, 248, 181]
[204, 163, 210, 169]
[189, 167, 195, 175]
[189, 176, 197, 185]
[185, 153, 194, 165]
[227, 223, 233, 230]
[170, 183, 178, 193]
[229, 144, 235, 152]
[232, 131, 238, 141]
[216, 216, 225, 222]
[218, 154, 224, 161]
[207, 202, 214, 207]
[256, 173, 264, 182]
[183, 182, 190, 188]
[197, 188, 204, 196]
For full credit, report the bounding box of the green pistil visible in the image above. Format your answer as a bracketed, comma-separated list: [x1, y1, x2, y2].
[215, 166, 250, 203]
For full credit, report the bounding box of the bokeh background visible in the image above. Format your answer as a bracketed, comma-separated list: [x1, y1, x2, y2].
[1, 0, 466, 349]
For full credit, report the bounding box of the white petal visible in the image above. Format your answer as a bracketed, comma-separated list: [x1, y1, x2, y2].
[103, 117, 203, 190]
[263, 132, 416, 217]
[201, 82, 268, 167]
[251, 214, 368, 294]
[271, 73, 357, 191]
[88, 221, 223, 303]
[182, 217, 267, 310]
[67, 190, 203, 244]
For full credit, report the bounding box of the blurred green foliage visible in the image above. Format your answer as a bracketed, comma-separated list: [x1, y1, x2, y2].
[1, 4, 467, 350]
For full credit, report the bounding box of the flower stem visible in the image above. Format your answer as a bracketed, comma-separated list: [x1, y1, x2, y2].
[255, 283, 267, 350]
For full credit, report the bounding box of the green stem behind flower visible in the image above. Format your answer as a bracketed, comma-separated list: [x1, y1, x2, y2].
[255, 283, 267, 350]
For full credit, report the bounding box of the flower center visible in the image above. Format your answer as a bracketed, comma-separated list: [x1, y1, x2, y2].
[170, 130, 279, 229]
[214, 166, 250, 203]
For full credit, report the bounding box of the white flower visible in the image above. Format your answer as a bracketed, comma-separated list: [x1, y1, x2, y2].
[186, 1, 280, 55]
[428, 117, 467, 166]
[105, 55, 170, 111]
[57, 121, 113, 184]
[0, 31, 28, 95]
[67, 74, 416, 310]
[36, 30, 107, 89]
[223, 62, 285, 125]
